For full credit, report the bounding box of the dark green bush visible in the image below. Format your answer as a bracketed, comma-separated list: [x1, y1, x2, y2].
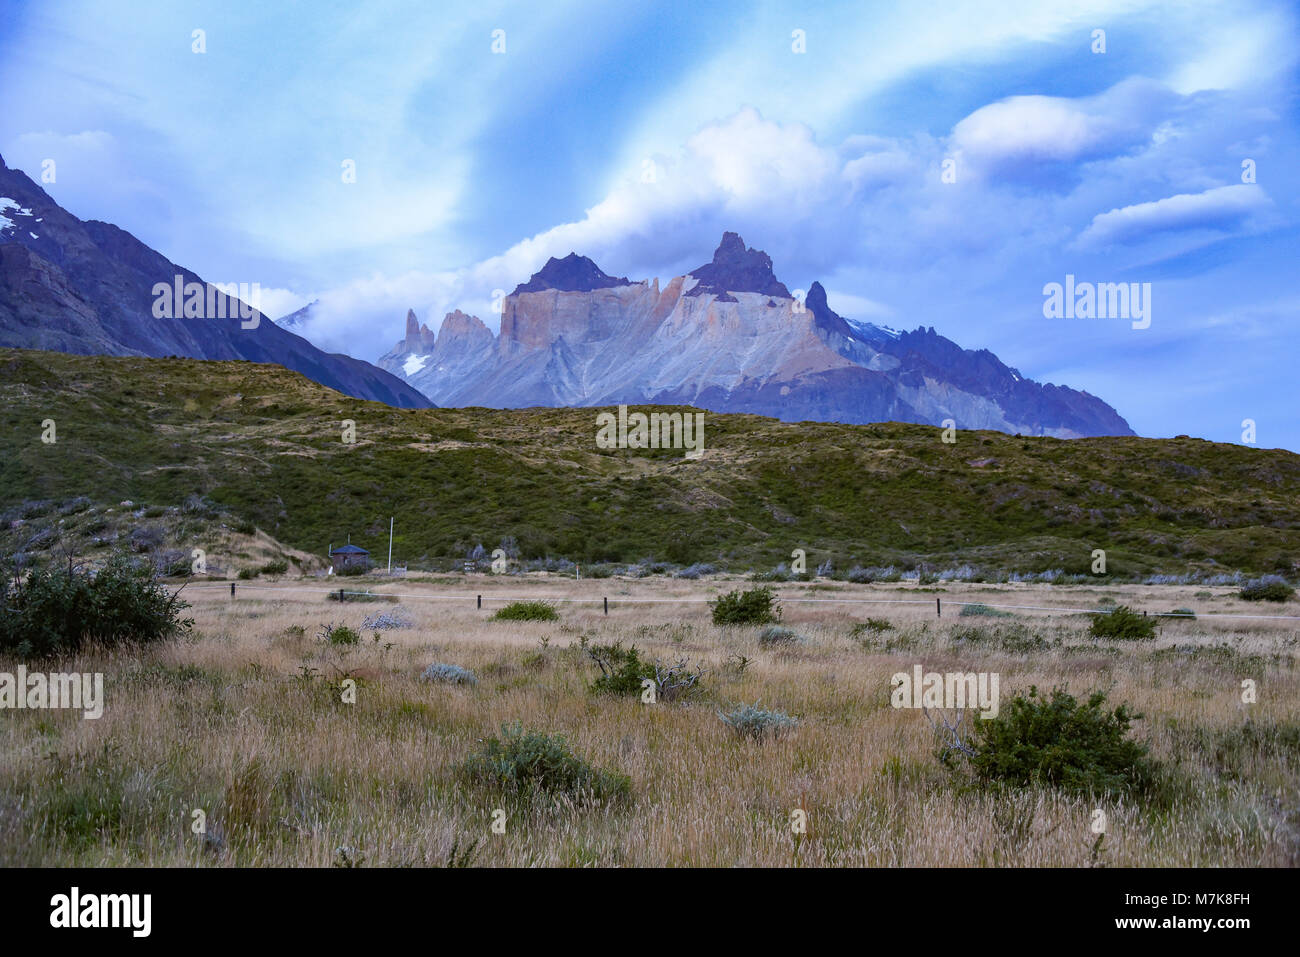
[1089, 605, 1156, 640]
[317, 622, 360, 645]
[457, 722, 630, 803]
[851, 617, 894, 635]
[585, 642, 654, 696]
[1240, 578, 1295, 602]
[259, 559, 288, 576]
[336, 563, 367, 577]
[491, 600, 559, 622]
[711, 587, 781, 625]
[969, 686, 1155, 796]
[0, 556, 192, 659]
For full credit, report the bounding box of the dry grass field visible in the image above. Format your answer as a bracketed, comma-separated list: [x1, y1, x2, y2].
[2, 574, 1297, 867]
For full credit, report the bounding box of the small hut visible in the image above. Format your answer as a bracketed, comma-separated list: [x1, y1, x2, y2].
[329, 543, 371, 572]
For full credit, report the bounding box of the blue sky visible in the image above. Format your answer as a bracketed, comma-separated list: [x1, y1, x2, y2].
[2, 0, 1298, 448]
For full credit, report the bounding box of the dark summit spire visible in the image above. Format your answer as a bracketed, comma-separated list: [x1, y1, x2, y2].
[685, 232, 792, 299]
[512, 253, 631, 295]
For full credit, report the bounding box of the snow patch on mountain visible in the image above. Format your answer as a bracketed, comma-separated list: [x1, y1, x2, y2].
[846, 317, 901, 341]
[1, 196, 35, 233]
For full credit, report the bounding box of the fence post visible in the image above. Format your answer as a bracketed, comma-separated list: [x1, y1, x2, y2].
[936, 597, 941, 618]
[230, 582, 235, 599]
[339, 587, 344, 602]
[604, 596, 608, 616]
[477, 594, 482, 610]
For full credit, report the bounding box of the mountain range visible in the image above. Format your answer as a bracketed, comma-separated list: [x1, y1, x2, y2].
[375, 232, 1133, 437]
[0, 154, 430, 408]
[0, 148, 1130, 436]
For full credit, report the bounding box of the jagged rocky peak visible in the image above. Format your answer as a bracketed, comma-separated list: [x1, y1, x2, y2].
[427, 309, 491, 361]
[512, 252, 632, 295]
[402, 308, 437, 353]
[438, 309, 491, 341]
[686, 231, 791, 299]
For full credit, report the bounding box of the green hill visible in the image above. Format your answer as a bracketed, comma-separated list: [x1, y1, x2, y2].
[2, 348, 1297, 579]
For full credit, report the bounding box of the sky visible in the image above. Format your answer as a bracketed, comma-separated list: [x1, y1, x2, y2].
[1, 0, 1298, 449]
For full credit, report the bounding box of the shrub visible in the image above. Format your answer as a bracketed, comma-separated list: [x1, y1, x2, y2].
[491, 600, 559, 622]
[0, 556, 192, 659]
[326, 590, 396, 603]
[457, 722, 630, 803]
[851, 618, 893, 635]
[259, 559, 288, 576]
[182, 494, 220, 517]
[951, 623, 1049, 653]
[237, 567, 256, 580]
[19, 500, 54, 519]
[758, 625, 801, 646]
[362, 609, 413, 630]
[336, 563, 367, 577]
[129, 525, 165, 552]
[586, 642, 654, 696]
[1089, 605, 1156, 640]
[1240, 577, 1295, 602]
[967, 686, 1156, 796]
[156, 550, 192, 578]
[959, 603, 1013, 618]
[675, 562, 716, 580]
[58, 497, 93, 516]
[1165, 608, 1196, 619]
[650, 657, 707, 701]
[718, 702, 797, 741]
[421, 663, 477, 685]
[711, 587, 781, 625]
[318, 623, 360, 645]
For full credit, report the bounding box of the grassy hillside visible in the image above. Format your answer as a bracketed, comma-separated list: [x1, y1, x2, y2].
[2, 348, 1298, 578]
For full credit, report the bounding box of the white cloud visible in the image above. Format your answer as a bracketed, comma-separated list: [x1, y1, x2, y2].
[821, 290, 894, 320]
[949, 78, 1172, 177]
[1166, 6, 1299, 94]
[1075, 184, 1271, 248]
[291, 108, 855, 357]
[250, 287, 312, 321]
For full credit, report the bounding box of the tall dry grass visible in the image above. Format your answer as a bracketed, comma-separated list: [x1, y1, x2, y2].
[1, 576, 1296, 866]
